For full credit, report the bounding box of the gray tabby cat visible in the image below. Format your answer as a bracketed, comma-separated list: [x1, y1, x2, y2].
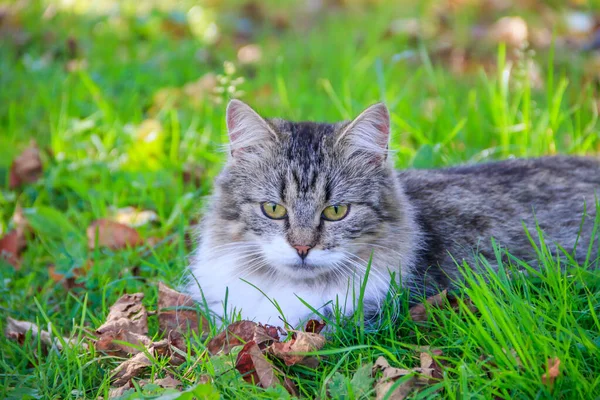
[187, 99, 600, 327]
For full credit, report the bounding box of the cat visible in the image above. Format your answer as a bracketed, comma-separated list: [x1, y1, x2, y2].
[186, 99, 600, 328]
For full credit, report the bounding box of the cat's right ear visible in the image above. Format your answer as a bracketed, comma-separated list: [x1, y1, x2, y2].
[226, 99, 278, 157]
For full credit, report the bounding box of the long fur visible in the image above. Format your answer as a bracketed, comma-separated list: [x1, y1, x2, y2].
[186, 101, 600, 328]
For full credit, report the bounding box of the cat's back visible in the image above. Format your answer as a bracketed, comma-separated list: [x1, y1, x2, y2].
[397, 156, 600, 191]
[396, 156, 600, 271]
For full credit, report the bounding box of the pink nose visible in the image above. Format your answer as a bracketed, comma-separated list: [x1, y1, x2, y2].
[293, 245, 312, 260]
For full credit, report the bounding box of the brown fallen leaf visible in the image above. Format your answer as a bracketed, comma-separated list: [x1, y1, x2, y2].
[372, 356, 415, 400]
[110, 338, 187, 386]
[139, 375, 182, 389]
[111, 346, 154, 386]
[9, 142, 43, 189]
[97, 293, 148, 335]
[158, 282, 209, 336]
[155, 376, 182, 389]
[0, 230, 26, 268]
[268, 330, 326, 366]
[107, 381, 133, 399]
[95, 293, 149, 356]
[419, 348, 444, 380]
[372, 356, 435, 400]
[0, 205, 30, 268]
[95, 330, 153, 356]
[235, 341, 280, 388]
[11, 204, 28, 236]
[87, 219, 143, 250]
[305, 319, 326, 334]
[207, 320, 279, 355]
[541, 357, 561, 388]
[5, 317, 88, 350]
[48, 260, 91, 290]
[409, 290, 448, 322]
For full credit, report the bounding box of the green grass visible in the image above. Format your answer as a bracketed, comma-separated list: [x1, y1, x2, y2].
[1, 0, 600, 398]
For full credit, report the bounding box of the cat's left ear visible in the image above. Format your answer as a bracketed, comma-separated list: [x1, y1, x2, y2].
[336, 103, 390, 162]
[226, 99, 279, 157]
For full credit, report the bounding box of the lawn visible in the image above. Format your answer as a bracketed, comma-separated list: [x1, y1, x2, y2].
[1, 0, 600, 398]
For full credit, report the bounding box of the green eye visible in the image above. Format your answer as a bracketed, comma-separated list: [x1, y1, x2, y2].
[322, 204, 350, 221]
[261, 202, 287, 219]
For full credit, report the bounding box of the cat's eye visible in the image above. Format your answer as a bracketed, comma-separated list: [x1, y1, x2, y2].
[322, 204, 350, 221]
[261, 202, 287, 219]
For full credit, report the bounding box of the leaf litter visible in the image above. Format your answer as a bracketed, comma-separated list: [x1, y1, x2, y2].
[9, 141, 43, 189]
[5, 317, 88, 351]
[87, 219, 144, 250]
[372, 348, 444, 400]
[5, 279, 562, 397]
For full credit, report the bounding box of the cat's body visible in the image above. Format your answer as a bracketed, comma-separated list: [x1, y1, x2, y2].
[400, 156, 600, 295]
[187, 100, 599, 327]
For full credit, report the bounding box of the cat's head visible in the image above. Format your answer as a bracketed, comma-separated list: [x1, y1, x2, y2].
[211, 100, 405, 281]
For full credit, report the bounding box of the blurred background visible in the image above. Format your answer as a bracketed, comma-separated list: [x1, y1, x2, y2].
[2, 0, 600, 170]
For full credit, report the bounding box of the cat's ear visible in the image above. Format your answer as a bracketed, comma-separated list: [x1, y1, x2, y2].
[226, 99, 278, 157]
[336, 103, 390, 162]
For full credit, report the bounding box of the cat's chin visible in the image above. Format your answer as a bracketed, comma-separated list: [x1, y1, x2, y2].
[275, 261, 335, 280]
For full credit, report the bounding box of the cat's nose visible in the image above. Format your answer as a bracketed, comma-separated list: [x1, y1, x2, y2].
[293, 245, 312, 260]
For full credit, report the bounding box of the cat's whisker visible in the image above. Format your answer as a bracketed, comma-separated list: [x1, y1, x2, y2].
[338, 252, 390, 287]
[204, 242, 261, 253]
[229, 257, 269, 280]
[203, 249, 264, 262]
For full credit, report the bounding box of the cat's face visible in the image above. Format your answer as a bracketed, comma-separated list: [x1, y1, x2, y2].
[212, 100, 401, 281]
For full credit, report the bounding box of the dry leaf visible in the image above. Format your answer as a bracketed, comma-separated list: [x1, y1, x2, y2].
[87, 219, 143, 250]
[111, 348, 153, 386]
[372, 356, 435, 400]
[95, 330, 153, 356]
[419, 348, 444, 380]
[372, 356, 414, 400]
[112, 207, 158, 228]
[158, 282, 209, 336]
[154, 376, 182, 389]
[541, 357, 561, 388]
[96, 293, 149, 356]
[409, 290, 448, 322]
[5, 317, 87, 350]
[268, 330, 326, 366]
[107, 382, 132, 399]
[97, 293, 148, 335]
[0, 230, 25, 268]
[139, 375, 182, 389]
[207, 320, 279, 355]
[11, 204, 28, 236]
[305, 319, 326, 334]
[235, 341, 280, 388]
[48, 261, 91, 290]
[9, 143, 43, 189]
[155, 334, 188, 366]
